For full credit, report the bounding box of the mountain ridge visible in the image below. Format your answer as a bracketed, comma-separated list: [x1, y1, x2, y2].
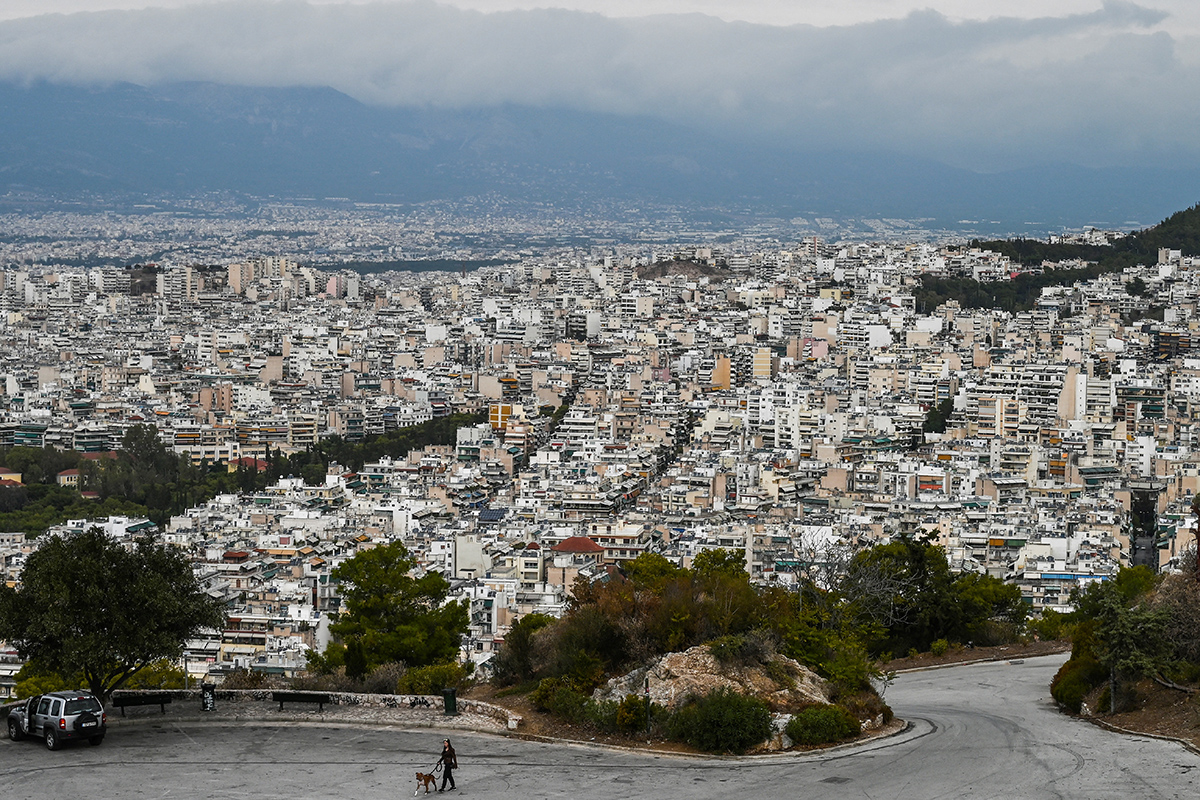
[1, 80, 1197, 233]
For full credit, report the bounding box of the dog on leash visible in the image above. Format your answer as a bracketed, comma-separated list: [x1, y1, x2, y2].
[415, 772, 439, 795]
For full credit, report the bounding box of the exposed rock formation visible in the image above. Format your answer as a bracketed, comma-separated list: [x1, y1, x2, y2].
[593, 644, 829, 712]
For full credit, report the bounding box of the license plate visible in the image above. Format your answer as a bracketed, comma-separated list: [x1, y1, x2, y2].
[81, 721, 97, 728]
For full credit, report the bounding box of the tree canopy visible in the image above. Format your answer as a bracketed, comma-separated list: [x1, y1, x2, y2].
[319, 542, 469, 671]
[0, 527, 227, 702]
[494, 538, 1024, 697]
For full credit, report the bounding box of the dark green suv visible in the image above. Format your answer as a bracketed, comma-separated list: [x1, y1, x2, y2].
[7, 691, 107, 749]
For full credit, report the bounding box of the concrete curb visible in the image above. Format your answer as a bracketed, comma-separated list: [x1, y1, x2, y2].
[890, 647, 1071, 674]
[502, 716, 911, 761]
[1086, 716, 1200, 757]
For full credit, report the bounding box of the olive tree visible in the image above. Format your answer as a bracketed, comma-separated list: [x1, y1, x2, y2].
[0, 527, 226, 703]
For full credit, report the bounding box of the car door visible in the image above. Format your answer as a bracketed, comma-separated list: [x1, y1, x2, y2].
[20, 697, 39, 736]
[32, 696, 52, 736]
[49, 698, 63, 733]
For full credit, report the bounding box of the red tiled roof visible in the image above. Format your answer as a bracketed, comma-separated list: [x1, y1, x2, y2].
[551, 536, 604, 553]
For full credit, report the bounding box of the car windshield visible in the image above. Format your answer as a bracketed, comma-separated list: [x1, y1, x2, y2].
[64, 698, 102, 715]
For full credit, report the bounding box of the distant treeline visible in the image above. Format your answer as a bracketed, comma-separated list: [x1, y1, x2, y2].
[0, 412, 484, 534]
[916, 202, 1200, 312]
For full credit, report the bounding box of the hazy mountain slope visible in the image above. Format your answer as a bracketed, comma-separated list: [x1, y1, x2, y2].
[0, 80, 1195, 230]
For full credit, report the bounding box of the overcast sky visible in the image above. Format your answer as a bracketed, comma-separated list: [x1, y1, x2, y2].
[0, 1, 1195, 172]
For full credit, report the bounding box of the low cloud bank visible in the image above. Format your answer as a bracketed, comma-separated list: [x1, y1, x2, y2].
[0, 0, 1193, 170]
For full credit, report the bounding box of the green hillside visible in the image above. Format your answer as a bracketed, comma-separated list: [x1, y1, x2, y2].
[916, 202, 1200, 312]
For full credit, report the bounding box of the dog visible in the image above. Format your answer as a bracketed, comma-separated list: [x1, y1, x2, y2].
[415, 772, 439, 795]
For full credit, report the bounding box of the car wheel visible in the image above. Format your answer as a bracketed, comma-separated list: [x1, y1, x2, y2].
[7, 718, 23, 742]
[88, 735, 104, 746]
[45, 729, 61, 751]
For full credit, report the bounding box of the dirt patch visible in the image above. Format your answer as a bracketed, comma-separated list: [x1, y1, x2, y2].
[885, 639, 1071, 672]
[1081, 679, 1200, 750]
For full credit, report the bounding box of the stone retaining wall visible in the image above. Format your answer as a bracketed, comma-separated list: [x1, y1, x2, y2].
[106, 689, 522, 730]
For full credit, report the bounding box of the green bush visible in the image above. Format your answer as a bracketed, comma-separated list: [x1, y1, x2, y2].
[529, 676, 592, 723]
[1050, 655, 1106, 713]
[1029, 609, 1072, 642]
[707, 631, 775, 667]
[220, 667, 281, 690]
[786, 704, 862, 746]
[930, 639, 950, 657]
[708, 635, 745, 665]
[823, 640, 879, 699]
[529, 677, 573, 711]
[548, 686, 591, 723]
[395, 662, 469, 695]
[836, 691, 893, 726]
[665, 688, 772, 754]
[616, 693, 649, 733]
[587, 698, 620, 732]
[764, 658, 796, 690]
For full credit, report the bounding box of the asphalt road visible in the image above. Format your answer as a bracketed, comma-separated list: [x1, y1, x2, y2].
[2, 653, 1197, 799]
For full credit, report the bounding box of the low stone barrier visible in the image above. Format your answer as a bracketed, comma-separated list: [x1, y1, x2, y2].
[108, 689, 522, 730]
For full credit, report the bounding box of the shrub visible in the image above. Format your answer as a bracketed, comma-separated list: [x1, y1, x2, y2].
[665, 688, 772, 754]
[1028, 609, 1072, 642]
[786, 704, 861, 746]
[1095, 682, 1138, 715]
[529, 677, 572, 712]
[491, 612, 555, 685]
[290, 668, 358, 693]
[221, 668, 284, 690]
[1050, 655, 1106, 713]
[528, 678, 632, 732]
[971, 620, 1022, 647]
[395, 662, 469, 695]
[587, 698, 620, 732]
[836, 691, 893, 726]
[930, 639, 950, 657]
[764, 658, 796, 690]
[547, 685, 591, 723]
[707, 630, 775, 667]
[708, 635, 745, 665]
[823, 641, 879, 699]
[360, 662, 407, 695]
[907, 648, 920, 660]
[616, 693, 648, 733]
[529, 676, 590, 723]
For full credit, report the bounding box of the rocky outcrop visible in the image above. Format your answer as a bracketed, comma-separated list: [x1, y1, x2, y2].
[593, 645, 829, 712]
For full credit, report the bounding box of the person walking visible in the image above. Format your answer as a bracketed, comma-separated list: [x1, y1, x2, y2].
[437, 738, 457, 792]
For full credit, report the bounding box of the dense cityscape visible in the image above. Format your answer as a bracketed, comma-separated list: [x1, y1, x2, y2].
[1, 203, 1195, 696]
